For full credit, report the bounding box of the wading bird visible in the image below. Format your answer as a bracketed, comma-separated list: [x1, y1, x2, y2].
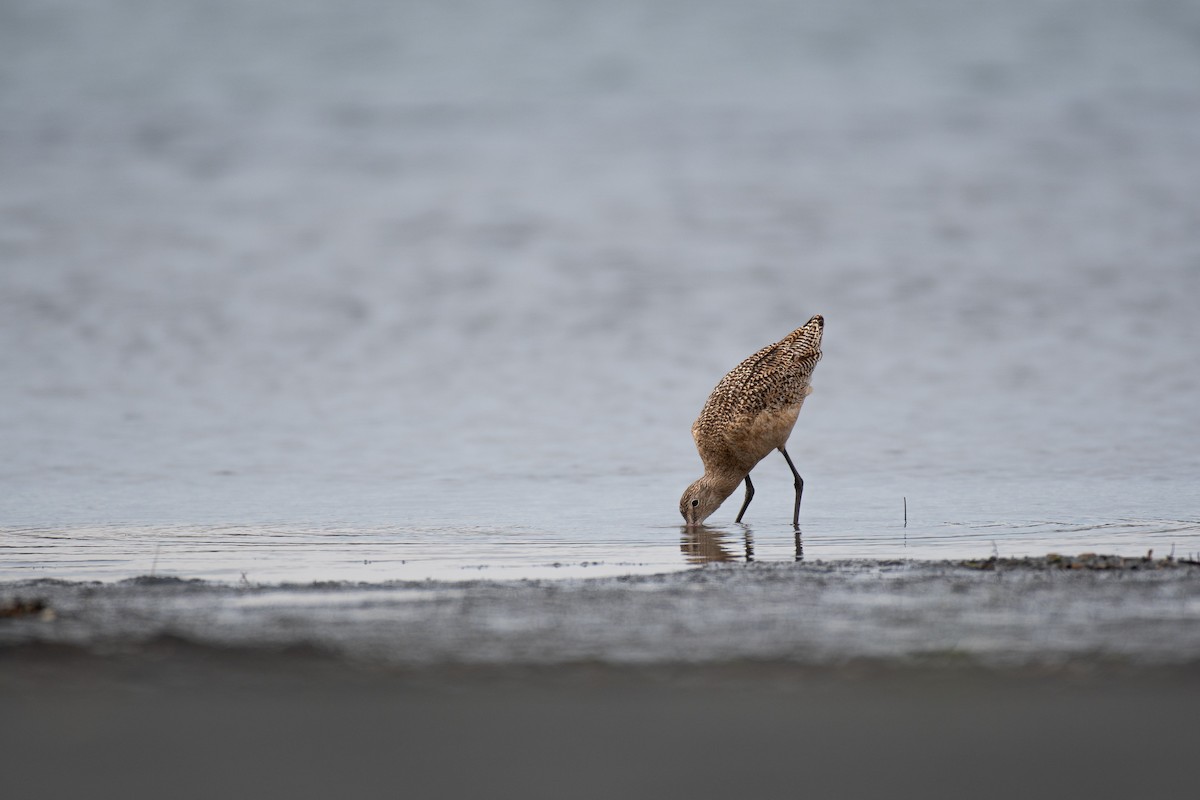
[680, 315, 823, 527]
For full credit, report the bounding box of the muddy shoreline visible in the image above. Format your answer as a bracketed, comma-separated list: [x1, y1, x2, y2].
[5, 558, 1200, 799]
[4, 556, 1199, 668]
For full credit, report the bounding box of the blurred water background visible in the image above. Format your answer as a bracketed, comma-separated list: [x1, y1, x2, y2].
[2, 0, 1199, 581]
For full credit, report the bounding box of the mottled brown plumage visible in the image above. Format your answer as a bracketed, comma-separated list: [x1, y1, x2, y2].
[680, 315, 823, 527]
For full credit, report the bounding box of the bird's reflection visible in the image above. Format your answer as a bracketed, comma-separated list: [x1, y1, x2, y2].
[681, 526, 804, 564]
[680, 526, 738, 563]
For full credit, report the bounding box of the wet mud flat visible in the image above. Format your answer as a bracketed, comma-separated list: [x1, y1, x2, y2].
[3, 558, 1200, 799]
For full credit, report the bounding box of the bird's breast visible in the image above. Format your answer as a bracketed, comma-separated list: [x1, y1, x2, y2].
[743, 403, 803, 451]
[695, 402, 805, 473]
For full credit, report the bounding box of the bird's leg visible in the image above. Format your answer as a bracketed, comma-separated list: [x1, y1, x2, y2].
[779, 447, 804, 528]
[734, 475, 755, 523]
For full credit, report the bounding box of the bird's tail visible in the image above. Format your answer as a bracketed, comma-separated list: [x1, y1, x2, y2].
[787, 314, 824, 359]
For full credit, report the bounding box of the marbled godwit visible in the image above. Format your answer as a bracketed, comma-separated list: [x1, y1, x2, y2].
[680, 315, 823, 528]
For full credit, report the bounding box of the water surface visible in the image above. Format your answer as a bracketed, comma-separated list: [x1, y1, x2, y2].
[2, 0, 1199, 582]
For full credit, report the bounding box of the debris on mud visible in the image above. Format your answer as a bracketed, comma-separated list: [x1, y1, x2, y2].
[960, 553, 1198, 571]
[0, 597, 55, 621]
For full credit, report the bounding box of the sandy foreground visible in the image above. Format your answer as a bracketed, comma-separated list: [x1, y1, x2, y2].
[3, 558, 1200, 799]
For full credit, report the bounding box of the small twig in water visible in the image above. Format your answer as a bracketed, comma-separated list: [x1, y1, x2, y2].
[903, 496, 907, 528]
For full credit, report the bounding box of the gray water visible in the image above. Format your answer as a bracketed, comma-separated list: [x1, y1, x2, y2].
[2, 0, 1199, 582]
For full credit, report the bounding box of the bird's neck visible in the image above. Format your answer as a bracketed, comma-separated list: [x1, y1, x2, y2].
[702, 470, 744, 502]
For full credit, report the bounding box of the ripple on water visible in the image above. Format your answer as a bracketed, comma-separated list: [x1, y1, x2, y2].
[3, 517, 1199, 583]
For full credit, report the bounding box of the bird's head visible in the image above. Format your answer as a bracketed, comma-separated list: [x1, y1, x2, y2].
[679, 476, 734, 527]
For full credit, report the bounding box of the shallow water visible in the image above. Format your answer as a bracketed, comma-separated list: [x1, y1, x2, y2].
[5, 507, 1198, 583]
[2, 0, 1199, 582]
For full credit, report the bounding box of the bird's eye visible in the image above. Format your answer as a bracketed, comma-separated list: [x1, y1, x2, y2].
[691, 499, 700, 507]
